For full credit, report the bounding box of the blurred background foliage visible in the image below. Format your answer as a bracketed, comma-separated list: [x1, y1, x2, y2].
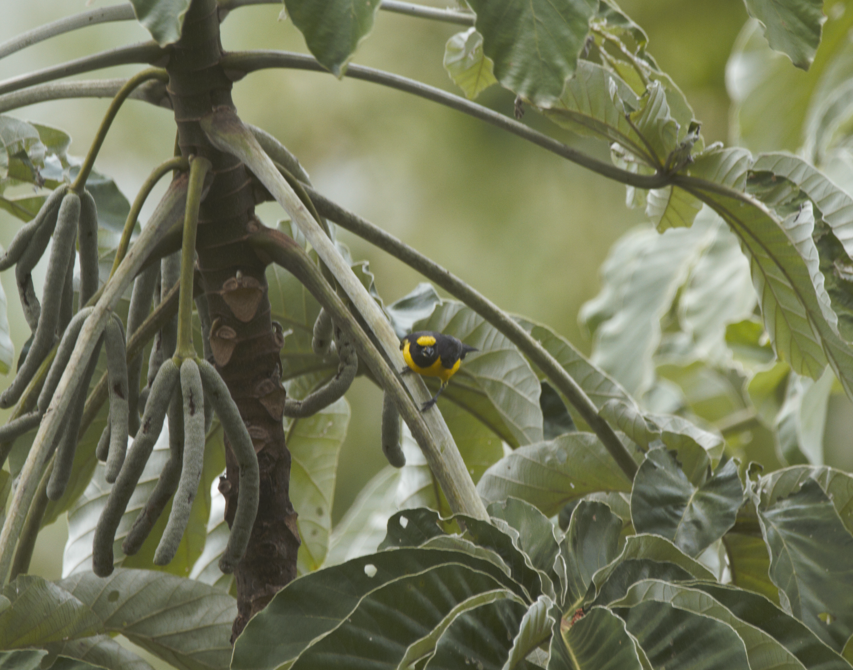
[0, 0, 802, 584]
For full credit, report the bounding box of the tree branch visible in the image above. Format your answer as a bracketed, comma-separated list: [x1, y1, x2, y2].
[219, 50, 669, 190]
[0, 42, 166, 97]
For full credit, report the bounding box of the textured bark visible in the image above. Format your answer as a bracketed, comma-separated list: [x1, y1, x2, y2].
[166, 0, 299, 641]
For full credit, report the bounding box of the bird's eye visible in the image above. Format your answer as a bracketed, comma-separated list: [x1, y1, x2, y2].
[422, 346, 434, 357]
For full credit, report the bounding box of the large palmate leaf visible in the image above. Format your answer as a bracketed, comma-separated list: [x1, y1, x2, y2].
[466, 0, 597, 106]
[631, 447, 743, 558]
[0, 570, 234, 670]
[413, 301, 543, 447]
[231, 547, 526, 670]
[477, 433, 633, 516]
[284, 0, 381, 77]
[288, 394, 349, 574]
[743, 0, 825, 70]
[685, 179, 853, 399]
[562, 606, 645, 670]
[755, 478, 853, 651]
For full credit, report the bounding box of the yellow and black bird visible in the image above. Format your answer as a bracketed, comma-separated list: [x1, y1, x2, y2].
[400, 331, 478, 411]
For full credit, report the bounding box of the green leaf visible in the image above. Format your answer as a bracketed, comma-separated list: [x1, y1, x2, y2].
[290, 396, 349, 574]
[385, 283, 442, 340]
[231, 547, 525, 670]
[756, 478, 853, 650]
[466, 0, 597, 106]
[646, 183, 703, 232]
[477, 433, 634, 517]
[443, 29, 498, 100]
[543, 61, 646, 158]
[560, 501, 623, 607]
[425, 597, 531, 670]
[775, 368, 833, 465]
[692, 581, 852, 670]
[45, 634, 155, 670]
[128, 0, 190, 46]
[722, 530, 780, 605]
[505, 595, 555, 669]
[414, 301, 543, 447]
[284, 0, 381, 77]
[631, 448, 743, 558]
[0, 651, 50, 670]
[579, 221, 718, 394]
[487, 498, 560, 589]
[326, 465, 403, 566]
[761, 465, 853, 535]
[57, 569, 234, 670]
[621, 598, 751, 669]
[0, 576, 101, 648]
[693, 184, 853, 399]
[590, 558, 696, 608]
[0, 277, 13, 375]
[614, 579, 810, 670]
[743, 0, 825, 69]
[564, 606, 644, 670]
[0, 116, 44, 183]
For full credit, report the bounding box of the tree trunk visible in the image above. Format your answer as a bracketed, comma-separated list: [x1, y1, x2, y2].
[166, 0, 299, 641]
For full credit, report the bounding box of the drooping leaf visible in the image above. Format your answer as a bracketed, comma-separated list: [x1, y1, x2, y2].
[414, 301, 543, 447]
[290, 396, 349, 574]
[743, 0, 825, 70]
[505, 594, 555, 669]
[631, 448, 743, 558]
[45, 634, 155, 670]
[560, 501, 623, 607]
[443, 29, 498, 100]
[284, 0, 381, 77]
[0, 116, 44, 183]
[563, 606, 644, 670]
[385, 283, 442, 340]
[775, 367, 833, 465]
[129, 0, 191, 46]
[425, 597, 531, 670]
[466, 0, 597, 106]
[756, 478, 853, 650]
[477, 433, 634, 516]
[761, 465, 853, 535]
[231, 547, 525, 670]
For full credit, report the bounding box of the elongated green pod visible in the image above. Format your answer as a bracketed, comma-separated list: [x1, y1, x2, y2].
[46, 336, 103, 501]
[311, 307, 333, 355]
[127, 265, 159, 435]
[381, 391, 405, 468]
[197, 359, 258, 573]
[122, 390, 183, 555]
[154, 359, 205, 565]
[283, 331, 357, 418]
[194, 294, 215, 433]
[78, 189, 100, 307]
[2, 193, 80, 409]
[14, 187, 69, 331]
[58, 250, 74, 335]
[96, 423, 110, 463]
[105, 314, 130, 483]
[159, 252, 180, 359]
[0, 411, 41, 443]
[37, 306, 93, 413]
[92, 358, 179, 576]
[0, 185, 66, 272]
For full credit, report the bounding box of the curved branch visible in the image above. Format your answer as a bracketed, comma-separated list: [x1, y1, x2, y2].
[220, 50, 669, 190]
[202, 107, 488, 521]
[0, 78, 171, 114]
[380, 1, 474, 25]
[302, 184, 639, 480]
[0, 4, 136, 60]
[0, 42, 166, 97]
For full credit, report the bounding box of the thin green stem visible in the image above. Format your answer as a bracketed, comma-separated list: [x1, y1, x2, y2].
[111, 157, 189, 278]
[0, 78, 170, 114]
[0, 42, 165, 97]
[0, 4, 136, 60]
[175, 156, 212, 360]
[72, 68, 170, 192]
[380, 1, 474, 25]
[219, 50, 669, 190]
[301, 182, 639, 480]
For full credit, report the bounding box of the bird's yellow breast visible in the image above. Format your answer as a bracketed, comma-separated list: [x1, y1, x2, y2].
[402, 340, 460, 383]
